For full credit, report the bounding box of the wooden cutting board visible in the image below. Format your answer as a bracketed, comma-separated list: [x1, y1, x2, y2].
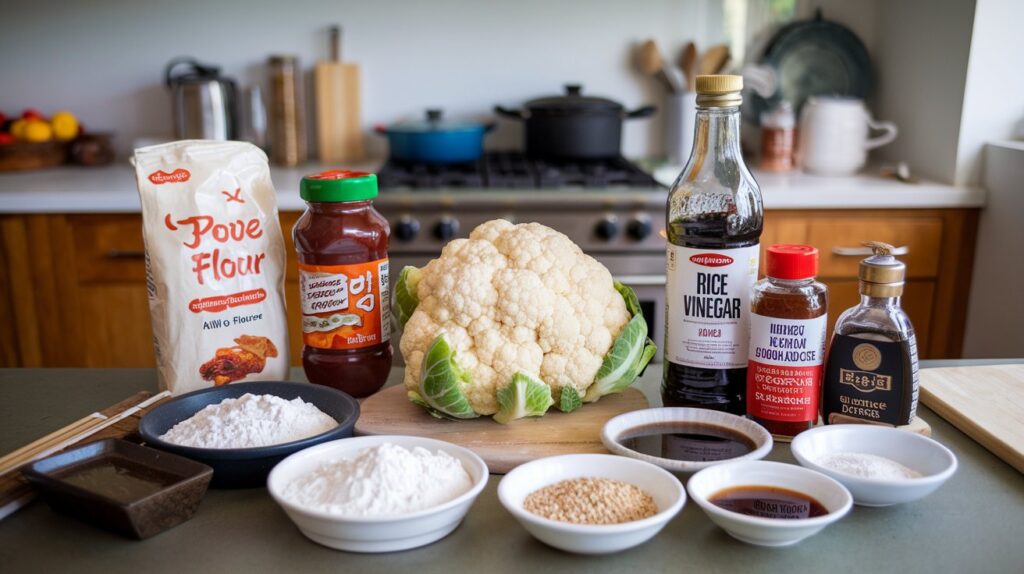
[921, 364, 1024, 474]
[315, 25, 363, 163]
[355, 385, 649, 473]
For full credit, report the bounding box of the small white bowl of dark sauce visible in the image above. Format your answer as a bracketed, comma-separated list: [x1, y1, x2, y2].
[601, 407, 773, 473]
[687, 460, 853, 547]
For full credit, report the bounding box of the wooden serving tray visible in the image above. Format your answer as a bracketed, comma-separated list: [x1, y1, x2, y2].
[0, 391, 172, 520]
[355, 384, 649, 473]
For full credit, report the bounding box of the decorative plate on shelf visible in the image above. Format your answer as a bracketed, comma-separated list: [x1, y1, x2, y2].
[746, 13, 872, 125]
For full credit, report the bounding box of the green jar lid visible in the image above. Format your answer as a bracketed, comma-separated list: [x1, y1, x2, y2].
[300, 170, 378, 202]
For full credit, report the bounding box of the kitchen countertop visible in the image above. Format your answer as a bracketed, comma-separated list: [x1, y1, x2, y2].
[0, 162, 986, 213]
[1, 361, 1021, 573]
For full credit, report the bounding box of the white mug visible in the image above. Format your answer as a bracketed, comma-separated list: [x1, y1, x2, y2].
[798, 96, 898, 176]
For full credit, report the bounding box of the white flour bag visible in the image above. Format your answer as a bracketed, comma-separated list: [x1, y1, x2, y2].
[134, 140, 290, 394]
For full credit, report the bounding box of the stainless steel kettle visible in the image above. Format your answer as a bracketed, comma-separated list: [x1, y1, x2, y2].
[165, 58, 237, 140]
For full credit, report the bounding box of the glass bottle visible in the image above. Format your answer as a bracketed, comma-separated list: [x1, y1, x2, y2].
[662, 75, 764, 415]
[747, 245, 828, 437]
[822, 242, 919, 426]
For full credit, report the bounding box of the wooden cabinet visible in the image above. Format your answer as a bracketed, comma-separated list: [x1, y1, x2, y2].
[0, 208, 978, 368]
[760, 209, 977, 358]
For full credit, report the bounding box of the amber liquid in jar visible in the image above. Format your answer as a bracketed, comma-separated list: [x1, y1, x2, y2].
[293, 196, 393, 397]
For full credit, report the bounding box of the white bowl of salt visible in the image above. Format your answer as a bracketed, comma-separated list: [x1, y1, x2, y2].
[267, 435, 488, 552]
[791, 425, 958, 507]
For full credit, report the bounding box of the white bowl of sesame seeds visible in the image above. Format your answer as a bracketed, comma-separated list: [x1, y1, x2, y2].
[497, 454, 686, 554]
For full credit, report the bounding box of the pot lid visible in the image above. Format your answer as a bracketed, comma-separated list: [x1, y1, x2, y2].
[524, 85, 624, 115]
[387, 109, 487, 134]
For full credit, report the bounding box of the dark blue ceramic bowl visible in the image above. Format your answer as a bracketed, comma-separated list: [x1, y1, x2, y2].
[139, 381, 359, 489]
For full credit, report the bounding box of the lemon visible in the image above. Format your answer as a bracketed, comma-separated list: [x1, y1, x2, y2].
[51, 111, 79, 141]
[10, 119, 27, 139]
[23, 120, 53, 142]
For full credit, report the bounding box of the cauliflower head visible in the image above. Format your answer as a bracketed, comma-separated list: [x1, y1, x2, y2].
[396, 220, 656, 423]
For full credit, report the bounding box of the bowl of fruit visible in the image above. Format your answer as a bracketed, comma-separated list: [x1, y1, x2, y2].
[0, 108, 112, 171]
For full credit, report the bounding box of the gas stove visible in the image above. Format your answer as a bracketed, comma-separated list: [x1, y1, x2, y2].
[376, 151, 662, 190]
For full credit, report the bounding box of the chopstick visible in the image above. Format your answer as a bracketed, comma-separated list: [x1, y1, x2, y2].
[0, 390, 171, 477]
[0, 413, 108, 474]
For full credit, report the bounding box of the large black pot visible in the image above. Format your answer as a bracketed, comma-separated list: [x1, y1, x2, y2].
[495, 84, 655, 160]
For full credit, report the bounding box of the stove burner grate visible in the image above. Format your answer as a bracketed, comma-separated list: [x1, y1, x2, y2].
[377, 152, 662, 190]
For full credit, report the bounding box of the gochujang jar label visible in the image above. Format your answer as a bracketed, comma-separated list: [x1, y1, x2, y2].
[299, 259, 390, 350]
[746, 313, 826, 422]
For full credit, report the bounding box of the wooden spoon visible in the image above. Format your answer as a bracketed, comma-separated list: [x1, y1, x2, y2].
[698, 44, 731, 76]
[678, 41, 697, 91]
[638, 39, 679, 93]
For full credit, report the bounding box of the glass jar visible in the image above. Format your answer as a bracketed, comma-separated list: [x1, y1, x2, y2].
[293, 170, 392, 397]
[267, 55, 306, 166]
[747, 245, 828, 437]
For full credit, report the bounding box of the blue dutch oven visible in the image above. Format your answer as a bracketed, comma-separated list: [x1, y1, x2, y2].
[376, 109, 493, 164]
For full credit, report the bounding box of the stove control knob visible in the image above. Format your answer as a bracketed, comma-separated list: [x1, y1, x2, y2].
[393, 216, 420, 242]
[594, 216, 619, 241]
[433, 217, 460, 242]
[627, 216, 653, 241]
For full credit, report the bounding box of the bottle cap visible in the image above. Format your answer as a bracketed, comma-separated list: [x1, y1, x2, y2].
[859, 241, 906, 297]
[696, 75, 743, 107]
[766, 244, 819, 280]
[300, 170, 378, 202]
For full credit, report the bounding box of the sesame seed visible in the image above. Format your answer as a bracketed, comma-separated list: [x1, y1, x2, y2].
[522, 477, 658, 525]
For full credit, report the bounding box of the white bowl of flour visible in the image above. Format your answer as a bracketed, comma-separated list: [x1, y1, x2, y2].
[267, 435, 488, 553]
[791, 424, 958, 507]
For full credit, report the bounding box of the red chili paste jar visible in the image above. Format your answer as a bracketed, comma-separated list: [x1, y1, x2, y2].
[293, 170, 392, 397]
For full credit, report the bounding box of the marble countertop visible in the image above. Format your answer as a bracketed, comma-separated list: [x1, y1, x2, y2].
[0, 161, 986, 214]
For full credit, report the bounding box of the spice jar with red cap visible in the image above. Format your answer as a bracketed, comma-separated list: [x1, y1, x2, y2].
[746, 244, 828, 437]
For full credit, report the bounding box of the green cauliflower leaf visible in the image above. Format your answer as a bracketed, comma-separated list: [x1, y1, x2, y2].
[394, 266, 421, 329]
[417, 333, 479, 419]
[557, 385, 582, 413]
[493, 372, 554, 424]
[583, 283, 657, 402]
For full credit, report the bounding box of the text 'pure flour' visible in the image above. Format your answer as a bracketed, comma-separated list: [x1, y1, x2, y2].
[133, 140, 290, 394]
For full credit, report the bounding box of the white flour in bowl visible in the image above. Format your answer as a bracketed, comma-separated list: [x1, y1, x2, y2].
[816, 452, 922, 480]
[159, 393, 337, 449]
[282, 442, 473, 517]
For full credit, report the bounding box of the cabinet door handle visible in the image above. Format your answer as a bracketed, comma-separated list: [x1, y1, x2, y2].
[104, 250, 147, 259]
[831, 245, 909, 256]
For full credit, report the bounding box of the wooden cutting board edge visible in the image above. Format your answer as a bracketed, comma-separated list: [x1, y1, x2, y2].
[355, 385, 650, 473]
[920, 366, 1024, 474]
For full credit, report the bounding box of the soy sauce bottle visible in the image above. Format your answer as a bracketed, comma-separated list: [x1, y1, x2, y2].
[822, 242, 919, 426]
[662, 75, 764, 415]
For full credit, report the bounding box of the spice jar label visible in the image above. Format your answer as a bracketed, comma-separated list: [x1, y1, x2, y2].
[746, 314, 826, 422]
[298, 259, 390, 350]
[665, 244, 760, 369]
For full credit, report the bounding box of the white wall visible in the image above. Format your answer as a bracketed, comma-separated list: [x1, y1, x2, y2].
[0, 0, 728, 158]
[962, 142, 1024, 358]
[872, 0, 977, 184]
[955, 0, 1024, 185]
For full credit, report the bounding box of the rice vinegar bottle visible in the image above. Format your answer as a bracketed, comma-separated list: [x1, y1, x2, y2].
[662, 75, 764, 415]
